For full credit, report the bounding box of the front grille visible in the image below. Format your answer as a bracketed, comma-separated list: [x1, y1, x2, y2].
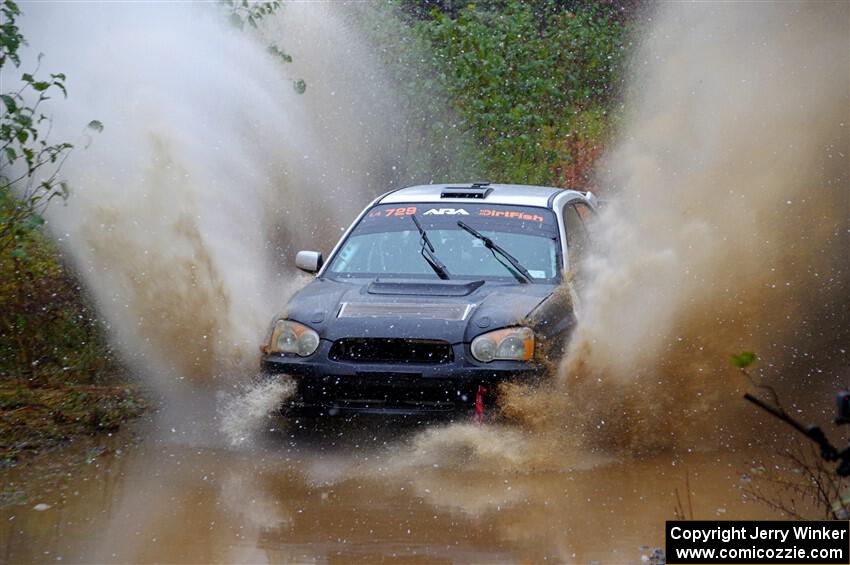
[297, 376, 467, 410]
[329, 338, 454, 364]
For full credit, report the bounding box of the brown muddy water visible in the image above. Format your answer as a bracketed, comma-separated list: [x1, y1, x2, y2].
[0, 415, 794, 564]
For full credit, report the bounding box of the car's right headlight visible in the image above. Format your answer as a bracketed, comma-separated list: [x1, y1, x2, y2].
[470, 327, 534, 362]
[268, 319, 320, 357]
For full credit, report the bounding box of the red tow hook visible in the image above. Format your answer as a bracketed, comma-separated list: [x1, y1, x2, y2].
[474, 385, 488, 424]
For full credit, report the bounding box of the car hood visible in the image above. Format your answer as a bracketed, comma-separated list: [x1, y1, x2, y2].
[280, 277, 556, 343]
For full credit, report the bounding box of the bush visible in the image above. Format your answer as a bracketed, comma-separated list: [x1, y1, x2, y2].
[415, 0, 627, 186]
[363, 0, 629, 187]
[0, 216, 119, 384]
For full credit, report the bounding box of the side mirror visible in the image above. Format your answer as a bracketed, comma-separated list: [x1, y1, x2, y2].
[295, 250, 323, 274]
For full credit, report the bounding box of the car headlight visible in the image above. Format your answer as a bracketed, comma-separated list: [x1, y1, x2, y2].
[268, 320, 320, 357]
[470, 327, 534, 363]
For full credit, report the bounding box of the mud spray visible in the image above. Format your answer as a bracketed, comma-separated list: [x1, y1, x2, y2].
[543, 0, 848, 452]
[18, 3, 440, 444]
[397, 1, 849, 469]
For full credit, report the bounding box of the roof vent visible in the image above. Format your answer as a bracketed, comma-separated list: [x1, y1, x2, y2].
[440, 182, 492, 199]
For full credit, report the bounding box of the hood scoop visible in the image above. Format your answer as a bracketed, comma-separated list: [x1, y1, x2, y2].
[367, 279, 484, 297]
[338, 302, 475, 321]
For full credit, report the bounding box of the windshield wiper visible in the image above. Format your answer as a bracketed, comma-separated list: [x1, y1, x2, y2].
[457, 220, 533, 284]
[411, 215, 451, 280]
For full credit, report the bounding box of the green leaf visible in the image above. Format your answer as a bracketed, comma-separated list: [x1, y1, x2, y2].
[730, 351, 757, 369]
[87, 120, 104, 133]
[32, 81, 51, 92]
[267, 45, 293, 63]
[292, 79, 306, 95]
[23, 213, 45, 228]
[4, 147, 15, 164]
[0, 94, 16, 113]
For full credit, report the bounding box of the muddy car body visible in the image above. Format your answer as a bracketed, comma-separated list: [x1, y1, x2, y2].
[261, 183, 596, 415]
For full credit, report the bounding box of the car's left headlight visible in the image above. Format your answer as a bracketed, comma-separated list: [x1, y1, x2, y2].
[268, 320, 320, 357]
[470, 327, 534, 362]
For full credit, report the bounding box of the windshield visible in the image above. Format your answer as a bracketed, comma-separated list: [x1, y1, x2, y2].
[325, 203, 561, 283]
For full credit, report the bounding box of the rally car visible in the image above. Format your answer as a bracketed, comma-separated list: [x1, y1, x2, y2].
[261, 182, 596, 415]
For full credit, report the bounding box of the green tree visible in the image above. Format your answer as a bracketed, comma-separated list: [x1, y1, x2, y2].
[0, 0, 108, 384]
[0, 0, 102, 256]
[365, 0, 628, 187]
[416, 1, 626, 185]
[351, 1, 486, 184]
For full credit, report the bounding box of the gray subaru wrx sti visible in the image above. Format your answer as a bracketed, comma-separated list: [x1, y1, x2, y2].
[261, 182, 596, 415]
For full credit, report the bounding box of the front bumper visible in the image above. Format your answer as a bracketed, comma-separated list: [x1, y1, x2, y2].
[261, 340, 541, 415]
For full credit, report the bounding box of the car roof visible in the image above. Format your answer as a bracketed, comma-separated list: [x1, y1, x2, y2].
[378, 183, 585, 208]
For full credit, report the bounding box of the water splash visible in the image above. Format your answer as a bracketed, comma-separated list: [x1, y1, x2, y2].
[14, 3, 439, 438]
[504, 0, 849, 454]
[13, 2, 458, 445]
[219, 377, 297, 447]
